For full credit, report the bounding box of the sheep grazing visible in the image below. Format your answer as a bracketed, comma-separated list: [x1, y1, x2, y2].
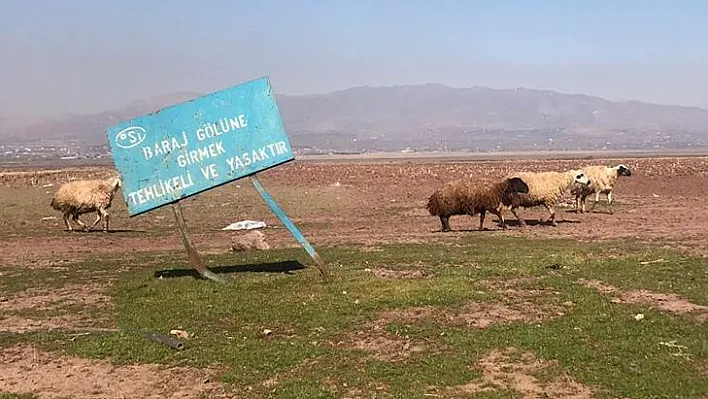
[571, 164, 632, 214]
[427, 176, 530, 232]
[504, 169, 590, 227]
[50, 176, 123, 232]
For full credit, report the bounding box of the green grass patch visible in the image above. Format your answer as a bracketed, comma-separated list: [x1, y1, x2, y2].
[0, 393, 39, 399]
[1, 236, 706, 398]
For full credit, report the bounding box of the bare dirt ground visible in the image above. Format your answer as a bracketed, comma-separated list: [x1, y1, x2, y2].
[579, 278, 708, 322]
[0, 283, 115, 333]
[377, 276, 572, 330]
[449, 348, 596, 398]
[0, 345, 227, 398]
[1, 155, 707, 397]
[2, 156, 708, 265]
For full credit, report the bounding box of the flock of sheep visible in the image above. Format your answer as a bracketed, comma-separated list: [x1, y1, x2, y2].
[45, 162, 632, 235]
[426, 164, 632, 232]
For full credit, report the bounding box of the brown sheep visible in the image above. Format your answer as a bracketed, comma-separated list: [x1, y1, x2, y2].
[427, 176, 530, 232]
[50, 176, 122, 232]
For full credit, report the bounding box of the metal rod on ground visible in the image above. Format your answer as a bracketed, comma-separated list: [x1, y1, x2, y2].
[134, 329, 185, 351]
[171, 201, 228, 284]
[249, 174, 330, 282]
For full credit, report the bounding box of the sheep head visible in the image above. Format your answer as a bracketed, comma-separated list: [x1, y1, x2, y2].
[571, 170, 591, 186]
[109, 176, 123, 191]
[616, 164, 632, 177]
[505, 177, 529, 194]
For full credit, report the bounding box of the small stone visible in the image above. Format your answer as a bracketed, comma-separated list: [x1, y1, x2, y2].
[169, 329, 191, 339]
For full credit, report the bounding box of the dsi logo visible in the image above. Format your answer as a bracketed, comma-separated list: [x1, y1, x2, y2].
[114, 126, 147, 149]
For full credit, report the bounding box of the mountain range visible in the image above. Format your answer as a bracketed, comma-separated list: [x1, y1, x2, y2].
[3, 84, 708, 152]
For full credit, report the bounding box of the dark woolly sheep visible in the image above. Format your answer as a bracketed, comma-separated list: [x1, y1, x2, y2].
[427, 177, 530, 232]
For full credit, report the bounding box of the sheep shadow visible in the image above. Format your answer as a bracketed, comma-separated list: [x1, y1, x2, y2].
[63, 229, 149, 234]
[153, 260, 307, 280]
[457, 227, 503, 232]
[564, 209, 613, 215]
[432, 224, 522, 233]
[501, 219, 581, 227]
[430, 217, 581, 233]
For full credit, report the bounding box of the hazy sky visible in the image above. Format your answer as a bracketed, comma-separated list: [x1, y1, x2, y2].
[2, 0, 708, 118]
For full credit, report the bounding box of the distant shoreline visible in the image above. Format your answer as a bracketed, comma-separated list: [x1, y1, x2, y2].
[1, 148, 707, 170]
[296, 148, 708, 162]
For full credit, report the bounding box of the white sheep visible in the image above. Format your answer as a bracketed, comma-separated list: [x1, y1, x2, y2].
[504, 169, 591, 226]
[50, 176, 123, 232]
[571, 164, 632, 214]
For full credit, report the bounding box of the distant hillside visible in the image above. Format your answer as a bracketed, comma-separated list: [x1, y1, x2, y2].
[277, 84, 708, 151]
[0, 92, 202, 146]
[3, 84, 708, 151]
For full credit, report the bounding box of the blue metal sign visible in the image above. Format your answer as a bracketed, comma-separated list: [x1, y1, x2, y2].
[107, 76, 295, 216]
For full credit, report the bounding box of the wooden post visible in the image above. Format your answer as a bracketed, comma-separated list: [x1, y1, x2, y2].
[249, 175, 330, 282]
[171, 201, 228, 284]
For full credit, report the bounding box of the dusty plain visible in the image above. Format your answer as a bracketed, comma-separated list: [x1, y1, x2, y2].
[0, 154, 707, 398]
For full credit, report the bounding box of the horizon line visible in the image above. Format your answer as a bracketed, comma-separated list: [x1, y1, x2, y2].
[4, 81, 708, 120]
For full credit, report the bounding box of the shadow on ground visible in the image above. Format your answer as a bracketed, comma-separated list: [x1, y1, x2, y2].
[61, 229, 150, 234]
[563, 209, 613, 215]
[153, 260, 307, 279]
[431, 218, 582, 232]
[502, 219, 582, 227]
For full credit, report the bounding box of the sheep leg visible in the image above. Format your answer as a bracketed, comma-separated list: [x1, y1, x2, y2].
[590, 191, 600, 211]
[71, 214, 89, 231]
[440, 216, 451, 232]
[62, 212, 73, 232]
[102, 210, 110, 232]
[88, 212, 102, 232]
[607, 191, 614, 214]
[545, 205, 558, 226]
[478, 209, 486, 231]
[510, 206, 526, 227]
[489, 208, 507, 230]
[87, 208, 110, 232]
[576, 193, 588, 214]
[581, 194, 588, 213]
